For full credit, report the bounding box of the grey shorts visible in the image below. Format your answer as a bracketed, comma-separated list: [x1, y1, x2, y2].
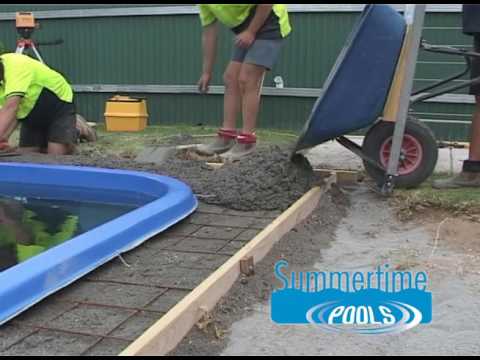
[231, 38, 284, 70]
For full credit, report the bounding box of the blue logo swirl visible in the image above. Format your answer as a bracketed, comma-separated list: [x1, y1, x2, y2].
[305, 301, 423, 334]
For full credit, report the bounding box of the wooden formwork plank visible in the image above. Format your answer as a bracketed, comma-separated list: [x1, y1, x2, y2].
[175, 144, 203, 150]
[119, 174, 336, 356]
[205, 162, 224, 169]
[314, 169, 360, 185]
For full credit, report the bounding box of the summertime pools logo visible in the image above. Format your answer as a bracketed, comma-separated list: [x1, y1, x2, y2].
[271, 261, 432, 334]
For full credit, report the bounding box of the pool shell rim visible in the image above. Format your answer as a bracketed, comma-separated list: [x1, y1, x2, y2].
[0, 162, 198, 327]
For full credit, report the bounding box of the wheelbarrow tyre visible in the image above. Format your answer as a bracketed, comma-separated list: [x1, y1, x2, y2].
[362, 117, 438, 188]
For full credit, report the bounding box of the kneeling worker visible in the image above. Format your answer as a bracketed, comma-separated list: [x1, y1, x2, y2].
[0, 52, 77, 155]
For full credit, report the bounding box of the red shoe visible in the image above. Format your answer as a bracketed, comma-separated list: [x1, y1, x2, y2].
[220, 132, 257, 161]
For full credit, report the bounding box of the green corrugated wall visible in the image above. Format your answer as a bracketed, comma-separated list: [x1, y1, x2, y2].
[0, 5, 476, 141]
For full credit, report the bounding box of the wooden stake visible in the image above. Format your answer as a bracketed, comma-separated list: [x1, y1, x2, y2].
[239, 256, 255, 276]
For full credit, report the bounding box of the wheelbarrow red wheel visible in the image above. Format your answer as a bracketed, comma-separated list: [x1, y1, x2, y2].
[362, 117, 438, 188]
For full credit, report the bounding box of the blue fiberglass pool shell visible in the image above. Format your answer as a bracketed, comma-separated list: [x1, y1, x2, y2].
[295, 4, 407, 152]
[0, 162, 197, 326]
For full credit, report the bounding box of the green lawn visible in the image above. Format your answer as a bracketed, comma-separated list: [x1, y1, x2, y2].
[5, 123, 297, 159]
[77, 124, 299, 157]
[393, 174, 480, 218]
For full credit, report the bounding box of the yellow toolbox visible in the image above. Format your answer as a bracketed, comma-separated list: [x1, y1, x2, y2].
[104, 95, 148, 132]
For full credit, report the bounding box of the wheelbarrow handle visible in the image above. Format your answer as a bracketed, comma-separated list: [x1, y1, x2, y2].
[411, 40, 480, 102]
[421, 40, 480, 58]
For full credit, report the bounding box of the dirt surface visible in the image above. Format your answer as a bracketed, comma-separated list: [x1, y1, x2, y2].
[172, 186, 480, 356]
[412, 210, 480, 268]
[162, 134, 197, 146]
[1, 145, 320, 211]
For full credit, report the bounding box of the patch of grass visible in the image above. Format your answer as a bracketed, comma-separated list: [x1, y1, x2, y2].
[78, 124, 215, 157]
[8, 123, 298, 158]
[81, 124, 298, 157]
[392, 174, 480, 220]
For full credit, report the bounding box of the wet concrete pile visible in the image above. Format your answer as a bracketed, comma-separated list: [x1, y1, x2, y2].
[174, 148, 319, 211]
[2, 145, 320, 211]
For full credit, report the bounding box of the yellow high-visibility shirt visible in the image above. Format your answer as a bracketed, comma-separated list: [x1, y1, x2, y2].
[199, 4, 291, 38]
[0, 53, 73, 120]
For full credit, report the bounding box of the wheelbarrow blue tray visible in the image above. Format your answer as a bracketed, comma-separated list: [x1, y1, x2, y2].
[0, 162, 197, 326]
[295, 4, 407, 152]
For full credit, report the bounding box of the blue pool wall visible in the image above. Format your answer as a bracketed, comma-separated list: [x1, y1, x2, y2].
[0, 162, 198, 326]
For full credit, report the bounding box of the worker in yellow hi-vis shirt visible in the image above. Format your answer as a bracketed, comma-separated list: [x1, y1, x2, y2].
[195, 5, 292, 161]
[0, 53, 77, 155]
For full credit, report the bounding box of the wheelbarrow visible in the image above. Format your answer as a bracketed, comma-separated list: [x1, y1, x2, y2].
[293, 4, 480, 194]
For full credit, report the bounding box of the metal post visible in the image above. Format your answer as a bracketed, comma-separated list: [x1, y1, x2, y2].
[30, 43, 45, 63]
[15, 44, 25, 54]
[383, 4, 426, 194]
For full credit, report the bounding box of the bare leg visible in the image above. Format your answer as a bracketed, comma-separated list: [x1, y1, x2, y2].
[195, 62, 242, 156]
[47, 142, 75, 155]
[469, 95, 480, 161]
[219, 64, 266, 161]
[238, 63, 266, 134]
[222, 61, 243, 130]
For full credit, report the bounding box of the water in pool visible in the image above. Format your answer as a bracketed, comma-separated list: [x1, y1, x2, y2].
[0, 194, 138, 273]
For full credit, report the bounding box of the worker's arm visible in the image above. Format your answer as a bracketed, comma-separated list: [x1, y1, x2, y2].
[198, 21, 219, 93]
[235, 5, 274, 49]
[0, 96, 21, 147]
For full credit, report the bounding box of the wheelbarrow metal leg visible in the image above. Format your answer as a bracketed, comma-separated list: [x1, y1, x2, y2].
[384, 5, 426, 195]
[336, 136, 385, 172]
